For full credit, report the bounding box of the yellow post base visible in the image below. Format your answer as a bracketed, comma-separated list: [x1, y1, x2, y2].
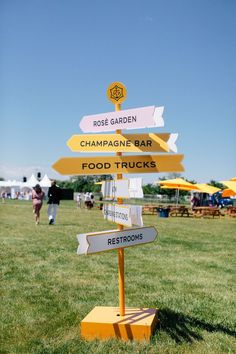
[81, 306, 158, 341]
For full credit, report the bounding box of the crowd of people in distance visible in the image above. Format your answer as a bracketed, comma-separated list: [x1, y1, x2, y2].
[76, 192, 95, 210]
[32, 187, 100, 225]
[2, 182, 100, 226]
[190, 192, 226, 209]
[1, 190, 32, 201]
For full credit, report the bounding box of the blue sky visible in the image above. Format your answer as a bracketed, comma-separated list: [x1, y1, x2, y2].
[1, 0, 235, 184]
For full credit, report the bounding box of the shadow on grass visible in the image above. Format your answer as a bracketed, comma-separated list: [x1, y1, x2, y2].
[155, 308, 236, 343]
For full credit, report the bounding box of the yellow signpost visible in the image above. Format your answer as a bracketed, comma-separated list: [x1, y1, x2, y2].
[81, 83, 156, 341]
[52, 81, 185, 341]
[67, 133, 173, 152]
[107, 83, 127, 320]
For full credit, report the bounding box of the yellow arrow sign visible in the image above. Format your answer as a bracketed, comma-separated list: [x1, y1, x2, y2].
[67, 133, 178, 153]
[52, 154, 184, 175]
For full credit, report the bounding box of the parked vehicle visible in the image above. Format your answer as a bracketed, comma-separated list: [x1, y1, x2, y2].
[211, 192, 233, 208]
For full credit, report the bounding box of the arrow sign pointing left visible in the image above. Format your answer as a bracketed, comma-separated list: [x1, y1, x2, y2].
[79, 106, 164, 133]
[102, 204, 143, 227]
[77, 226, 158, 255]
[101, 178, 143, 199]
[52, 154, 184, 175]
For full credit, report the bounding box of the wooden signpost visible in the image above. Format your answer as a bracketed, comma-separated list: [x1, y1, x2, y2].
[52, 81, 185, 341]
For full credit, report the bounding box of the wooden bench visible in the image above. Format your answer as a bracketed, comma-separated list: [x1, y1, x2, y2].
[227, 206, 236, 217]
[193, 207, 224, 218]
[169, 206, 191, 217]
[142, 205, 159, 215]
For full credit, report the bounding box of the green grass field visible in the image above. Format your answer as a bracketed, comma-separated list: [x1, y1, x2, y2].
[1, 200, 236, 354]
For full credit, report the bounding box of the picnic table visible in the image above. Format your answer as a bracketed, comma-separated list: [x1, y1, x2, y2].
[169, 205, 191, 217]
[142, 205, 159, 215]
[226, 206, 236, 217]
[192, 206, 224, 218]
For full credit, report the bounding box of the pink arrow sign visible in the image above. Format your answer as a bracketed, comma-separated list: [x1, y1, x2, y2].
[79, 106, 164, 133]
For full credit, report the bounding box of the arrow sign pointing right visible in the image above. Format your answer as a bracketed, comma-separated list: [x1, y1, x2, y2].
[67, 133, 178, 153]
[79, 106, 164, 133]
[77, 226, 158, 255]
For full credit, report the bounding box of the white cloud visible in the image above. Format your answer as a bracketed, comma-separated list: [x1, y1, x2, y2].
[144, 16, 153, 22]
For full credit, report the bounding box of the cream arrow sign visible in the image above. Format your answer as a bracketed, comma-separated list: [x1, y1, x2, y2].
[77, 226, 158, 255]
[102, 204, 143, 227]
[101, 178, 143, 199]
[79, 106, 164, 133]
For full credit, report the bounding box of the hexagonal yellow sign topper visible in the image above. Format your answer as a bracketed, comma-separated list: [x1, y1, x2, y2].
[107, 82, 127, 104]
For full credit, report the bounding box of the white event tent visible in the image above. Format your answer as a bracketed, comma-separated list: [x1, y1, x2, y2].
[21, 174, 39, 188]
[1, 174, 53, 199]
[40, 174, 52, 187]
[39, 174, 52, 195]
[0, 180, 23, 198]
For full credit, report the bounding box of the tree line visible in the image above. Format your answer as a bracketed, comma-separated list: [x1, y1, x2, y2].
[55, 174, 224, 198]
[0, 175, 224, 198]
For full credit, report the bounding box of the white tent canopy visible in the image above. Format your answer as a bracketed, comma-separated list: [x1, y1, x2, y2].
[0, 180, 23, 198]
[20, 174, 52, 190]
[22, 174, 39, 188]
[0, 180, 13, 194]
[0, 180, 22, 187]
[0, 174, 53, 199]
[0, 180, 12, 187]
[40, 174, 52, 187]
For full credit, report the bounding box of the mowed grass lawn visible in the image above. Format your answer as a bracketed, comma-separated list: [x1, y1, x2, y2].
[1, 200, 236, 354]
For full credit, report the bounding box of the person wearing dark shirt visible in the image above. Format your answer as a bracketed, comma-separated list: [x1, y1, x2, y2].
[47, 180, 61, 225]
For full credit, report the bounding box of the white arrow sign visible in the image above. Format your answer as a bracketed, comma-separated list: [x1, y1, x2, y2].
[128, 178, 144, 198]
[79, 106, 164, 133]
[77, 226, 158, 255]
[101, 178, 143, 200]
[102, 204, 143, 227]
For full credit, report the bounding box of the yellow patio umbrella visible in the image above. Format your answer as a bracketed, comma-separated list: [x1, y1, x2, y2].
[160, 185, 198, 191]
[157, 178, 199, 205]
[157, 178, 199, 189]
[221, 180, 236, 194]
[221, 179, 236, 198]
[193, 184, 221, 194]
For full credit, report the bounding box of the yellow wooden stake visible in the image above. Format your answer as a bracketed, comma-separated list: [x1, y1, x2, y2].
[115, 102, 125, 317]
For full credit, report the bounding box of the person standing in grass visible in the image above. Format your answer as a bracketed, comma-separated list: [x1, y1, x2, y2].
[47, 180, 61, 225]
[32, 184, 45, 225]
[84, 192, 91, 210]
[1, 191, 6, 203]
[76, 193, 82, 208]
